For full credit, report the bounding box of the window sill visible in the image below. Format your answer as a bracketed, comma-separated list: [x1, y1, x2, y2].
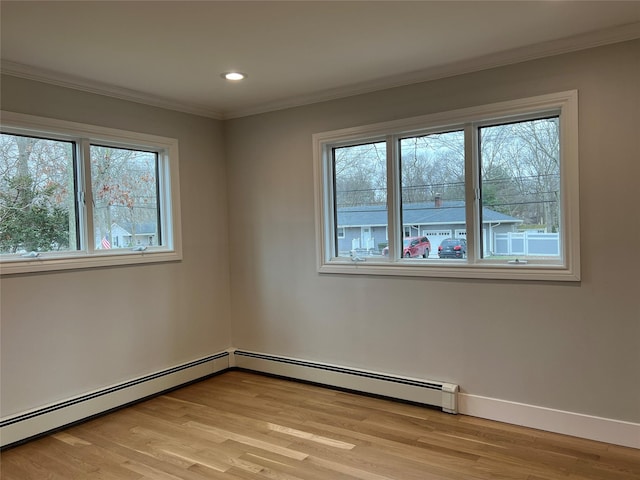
[0, 249, 182, 275]
[318, 259, 580, 282]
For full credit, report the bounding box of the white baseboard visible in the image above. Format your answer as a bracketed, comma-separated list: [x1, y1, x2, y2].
[3, 349, 636, 450]
[0, 352, 230, 448]
[230, 349, 459, 413]
[459, 393, 640, 449]
[232, 349, 638, 449]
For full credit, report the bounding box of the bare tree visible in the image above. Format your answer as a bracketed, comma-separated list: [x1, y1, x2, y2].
[334, 142, 386, 207]
[91, 146, 158, 247]
[400, 131, 465, 204]
[480, 118, 560, 230]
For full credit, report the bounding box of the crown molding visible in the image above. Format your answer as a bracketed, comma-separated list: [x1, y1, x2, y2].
[0, 61, 224, 120]
[225, 22, 640, 119]
[2, 22, 638, 120]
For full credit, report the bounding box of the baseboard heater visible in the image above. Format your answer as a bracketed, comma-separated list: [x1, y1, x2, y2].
[230, 350, 458, 414]
[1, 350, 458, 449]
[0, 352, 230, 449]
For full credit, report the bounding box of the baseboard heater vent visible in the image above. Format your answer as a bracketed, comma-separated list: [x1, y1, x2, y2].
[0, 352, 230, 449]
[231, 350, 458, 414]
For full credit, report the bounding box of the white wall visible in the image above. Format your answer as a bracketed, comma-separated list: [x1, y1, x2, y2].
[0, 77, 232, 416]
[224, 40, 640, 423]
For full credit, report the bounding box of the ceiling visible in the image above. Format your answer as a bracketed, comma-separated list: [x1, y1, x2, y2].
[1, 1, 639, 119]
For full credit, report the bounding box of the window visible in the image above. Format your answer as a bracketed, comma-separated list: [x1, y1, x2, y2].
[333, 142, 387, 256]
[0, 134, 78, 255]
[479, 117, 561, 259]
[90, 145, 161, 251]
[400, 129, 465, 260]
[0, 112, 182, 274]
[313, 91, 579, 281]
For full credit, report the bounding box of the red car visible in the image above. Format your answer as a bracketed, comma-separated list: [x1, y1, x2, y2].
[382, 236, 431, 258]
[403, 236, 431, 258]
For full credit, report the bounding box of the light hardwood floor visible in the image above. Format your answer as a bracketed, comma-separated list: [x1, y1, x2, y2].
[1, 370, 639, 479]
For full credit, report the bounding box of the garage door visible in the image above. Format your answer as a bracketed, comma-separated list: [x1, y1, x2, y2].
[422, 230, 451, 258]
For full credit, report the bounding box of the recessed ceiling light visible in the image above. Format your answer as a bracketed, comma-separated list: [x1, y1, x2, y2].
[222, 72, 247, 81]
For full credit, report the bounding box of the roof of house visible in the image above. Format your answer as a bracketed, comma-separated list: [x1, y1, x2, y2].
[337, 201, 522, 227]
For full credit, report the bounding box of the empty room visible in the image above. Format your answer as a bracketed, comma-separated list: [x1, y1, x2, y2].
[1, 1, 639, 478]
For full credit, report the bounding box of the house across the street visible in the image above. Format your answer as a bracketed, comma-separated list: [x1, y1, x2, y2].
[96, 222, 158, 249]
[337, 196, 522, 257]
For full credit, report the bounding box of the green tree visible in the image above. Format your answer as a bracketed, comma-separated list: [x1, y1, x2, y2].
[0, 174, 70, 252]
[0, 134, 74, 253]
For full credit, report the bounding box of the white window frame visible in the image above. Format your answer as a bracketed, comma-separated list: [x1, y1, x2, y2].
[313, 91, 580, 281]
[0, 111, 182, 275]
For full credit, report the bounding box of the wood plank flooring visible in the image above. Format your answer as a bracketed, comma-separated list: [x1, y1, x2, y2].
[2, 370, 639, 479]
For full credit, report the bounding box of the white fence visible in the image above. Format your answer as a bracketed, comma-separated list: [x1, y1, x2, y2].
[493, 231, 560, 256]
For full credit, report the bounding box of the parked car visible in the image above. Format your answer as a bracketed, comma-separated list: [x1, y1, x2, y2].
[382, 236, 431, 258]
[403, 236, 430, 258]
[438, 238, 467, 258]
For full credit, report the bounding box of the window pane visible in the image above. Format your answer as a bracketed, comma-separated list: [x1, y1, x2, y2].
[333, 142, 387, 258]
[400, 131, 465, 259]
[479, 117, 560, 259]
[91, 145, 159, 250]
[0, 133, 77, 254]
